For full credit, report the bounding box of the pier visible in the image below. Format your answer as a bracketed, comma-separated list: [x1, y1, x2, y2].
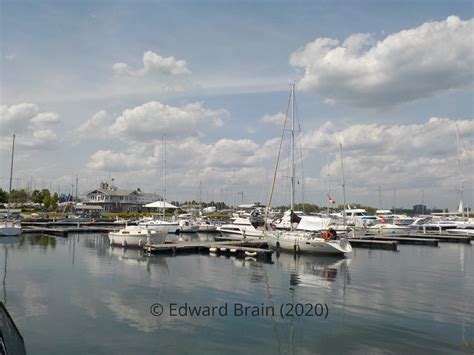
[349, 239, 399, 251]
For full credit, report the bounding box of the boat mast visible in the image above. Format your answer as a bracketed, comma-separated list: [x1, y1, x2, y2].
[326, 155, 330, 215]
[290, 83, 296, 213]
[340, 142, 347, 226]
[162, 135, 166, 220]
[456, 125, 464, 219]
[378, 185, 382, 211]
[7, 134, 15, 217]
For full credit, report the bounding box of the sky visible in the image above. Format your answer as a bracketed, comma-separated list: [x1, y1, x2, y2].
[0, 0, 473, 210]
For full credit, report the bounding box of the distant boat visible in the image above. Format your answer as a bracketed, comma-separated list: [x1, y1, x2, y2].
[0, 134, 21, 237]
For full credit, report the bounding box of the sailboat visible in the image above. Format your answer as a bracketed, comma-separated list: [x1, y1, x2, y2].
[137, 135, 179, 234]
[0, 134, 21, 237]
[264, 84, 352, 255]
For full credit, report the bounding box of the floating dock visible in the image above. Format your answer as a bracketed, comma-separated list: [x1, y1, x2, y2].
[22, 226, 116, 236]
[349, 239, 398, 251]
[364, 236, 439, 247]
[145, 240, 273, 261]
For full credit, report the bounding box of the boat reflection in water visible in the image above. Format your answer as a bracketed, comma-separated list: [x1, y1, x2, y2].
[108, 246, 168, 273]
[274, 252, 351, 289]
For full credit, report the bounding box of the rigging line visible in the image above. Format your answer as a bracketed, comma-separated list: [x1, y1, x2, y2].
[265, 89, 292, 226]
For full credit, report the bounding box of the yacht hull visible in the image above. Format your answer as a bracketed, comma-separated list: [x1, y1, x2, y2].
[266, 232, 352, 255]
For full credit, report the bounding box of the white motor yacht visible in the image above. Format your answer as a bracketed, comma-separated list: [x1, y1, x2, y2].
[109, 225, 168, 247]
[138, 218, 180, 234]
[217, 217, 265, 240]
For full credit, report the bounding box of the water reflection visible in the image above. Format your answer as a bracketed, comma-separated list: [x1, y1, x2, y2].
[274, 253, 351, 289]
[108, 246, 169, 274]
[1, 236, 20, 304]
[22, 235, 57, 249]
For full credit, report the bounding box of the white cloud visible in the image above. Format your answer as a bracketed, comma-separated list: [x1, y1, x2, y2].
[262, 112, 286, 126]
[113, 50, 190, 77]
[86, 116, 473, 207]
[110, 101, 228, 140]
[0, 103, 60, 150]
[30, 112, 60, 125]
[77, 110, 113, 139]
[300, 117, 473, 195]
[290, 16, 474, 107]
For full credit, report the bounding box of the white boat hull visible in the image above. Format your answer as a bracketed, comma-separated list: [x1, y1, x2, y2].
[0, 222, 22, 236]
[364, 226, 413, 236]
[139, 221, 179, 234]
[266, 232, 352, 255]
[216, 228, 265, 240]
[109, 228, 167, 247]
[445, 228, 474, 236]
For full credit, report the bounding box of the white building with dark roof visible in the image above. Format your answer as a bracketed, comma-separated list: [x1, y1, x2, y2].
[84, 181, 162, 212]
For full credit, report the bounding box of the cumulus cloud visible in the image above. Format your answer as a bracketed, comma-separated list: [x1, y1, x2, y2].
[300, 117, 473, 193]
[262, 112, 287, 126]
[77, 110, 114, 139]
[290, 16, 474, 107]
[0, 103, 60, 150]
[110, 101, 228, 140]
[113, 50, 190, 77]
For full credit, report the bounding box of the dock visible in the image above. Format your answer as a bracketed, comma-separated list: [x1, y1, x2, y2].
[364, 236, 439, 246]
[22, 226, 116, 237]
[349, 239, 398, 251]
[145, 240, 273, 261]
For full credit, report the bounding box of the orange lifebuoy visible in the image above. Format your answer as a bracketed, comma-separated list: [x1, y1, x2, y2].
[323, 229, 334, 241]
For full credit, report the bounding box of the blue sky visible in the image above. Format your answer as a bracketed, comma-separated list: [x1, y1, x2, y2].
[1, 0, 473, 209]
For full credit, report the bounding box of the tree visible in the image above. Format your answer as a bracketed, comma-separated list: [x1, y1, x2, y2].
[0, 188, 7, 203]
[31, 189, 44, 203]
[9, 189, 28, 203]
[50, 192, 59, 210]
[43, 190, 51, 210]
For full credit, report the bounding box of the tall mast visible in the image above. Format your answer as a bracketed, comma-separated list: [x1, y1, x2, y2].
[290, 83, 296, 212]
[326, 155, 330, 215]
[456, 125, 464, 218]
[162, 135, 167, 219]
[7, 134, 15, 216]
[421, 189, 425, 215]
[378, 185, 382, 211]
[340, 142, 347, 225]
[232, 169, 236, 213]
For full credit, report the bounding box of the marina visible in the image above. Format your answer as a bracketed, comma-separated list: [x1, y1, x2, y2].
[1, 232, 472, 354]
[1, 1, 473, 354]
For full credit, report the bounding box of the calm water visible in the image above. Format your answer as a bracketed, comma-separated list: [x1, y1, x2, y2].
[1, 233, 473, 354]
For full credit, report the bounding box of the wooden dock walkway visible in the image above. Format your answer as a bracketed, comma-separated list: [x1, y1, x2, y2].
[144, 240, 273, 261]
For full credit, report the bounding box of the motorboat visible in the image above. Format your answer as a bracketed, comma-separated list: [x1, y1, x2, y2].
[176, 218, 199, 233]
[196, 219, 218, 232]
[217, 217, 265, 240]
[138, 218, 179, 234]
[108, 225, 168, 247]
[364, 220, 413, 235]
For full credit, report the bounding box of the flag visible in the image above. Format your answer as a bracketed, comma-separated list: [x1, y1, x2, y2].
[327, 193, 336, 204]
